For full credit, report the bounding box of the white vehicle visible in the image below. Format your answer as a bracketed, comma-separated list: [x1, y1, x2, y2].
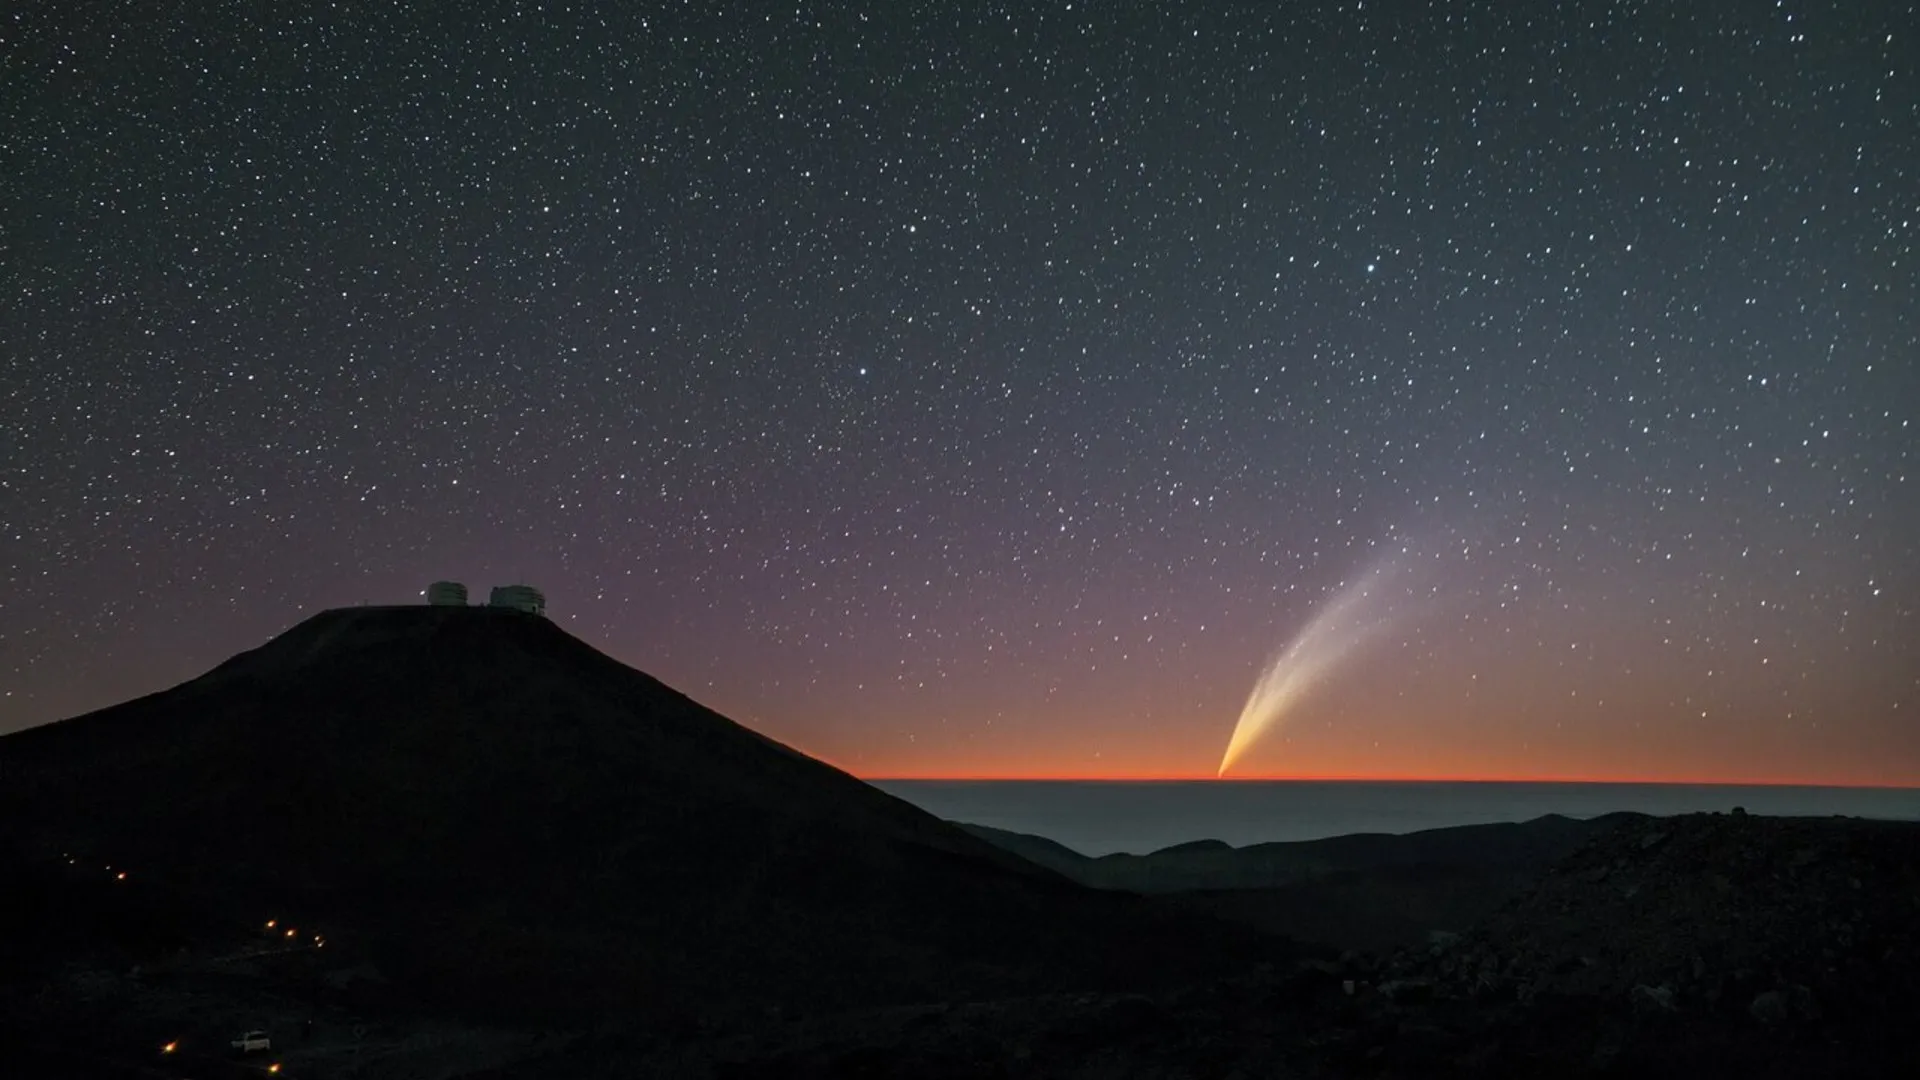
[232, 1030, 271, 1053]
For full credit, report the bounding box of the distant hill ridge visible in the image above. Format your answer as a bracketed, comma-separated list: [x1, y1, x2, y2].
[956, 813, 1648, 952]
[959, 812, 1642, 893]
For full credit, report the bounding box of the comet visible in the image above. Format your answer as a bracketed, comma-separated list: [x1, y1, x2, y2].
[1218, 553, 1411, 777]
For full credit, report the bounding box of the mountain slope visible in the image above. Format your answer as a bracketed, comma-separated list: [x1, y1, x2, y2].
[0, 606, 1295, 1026]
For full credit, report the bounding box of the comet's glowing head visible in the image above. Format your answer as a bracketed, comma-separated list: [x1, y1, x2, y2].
[1218, 555, 1410, 776]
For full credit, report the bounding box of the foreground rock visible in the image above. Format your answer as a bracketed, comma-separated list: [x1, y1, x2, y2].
[1433, 811, 1920, 1017]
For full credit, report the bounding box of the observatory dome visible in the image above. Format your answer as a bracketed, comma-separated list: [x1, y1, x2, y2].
[487, 584, 546, 616]
[426, 581, 469, 606]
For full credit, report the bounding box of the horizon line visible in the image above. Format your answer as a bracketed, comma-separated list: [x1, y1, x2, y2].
[858, 773, 1920, 789]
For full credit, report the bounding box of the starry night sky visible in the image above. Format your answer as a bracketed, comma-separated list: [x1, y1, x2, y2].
[4, 1, 1916, 783]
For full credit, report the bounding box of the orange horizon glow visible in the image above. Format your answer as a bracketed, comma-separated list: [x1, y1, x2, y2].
[854, 768, 1920, 789]
[807, 739, 1920, 789]
[859, 772, 1920, 788]
[785, 680, 1920, 791]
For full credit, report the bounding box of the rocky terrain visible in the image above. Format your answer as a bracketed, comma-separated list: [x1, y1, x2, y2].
[1462, 808, 1920, 1016]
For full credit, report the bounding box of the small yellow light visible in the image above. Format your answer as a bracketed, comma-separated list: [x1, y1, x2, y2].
[266, 919, 277, 929]
[285, 928, 297, 938]
[162, 1041, 178, 1054]
[268, 1064, 282, 1074]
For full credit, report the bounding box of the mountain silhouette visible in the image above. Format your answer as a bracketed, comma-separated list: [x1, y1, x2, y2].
[0, 605, 1293, 1027]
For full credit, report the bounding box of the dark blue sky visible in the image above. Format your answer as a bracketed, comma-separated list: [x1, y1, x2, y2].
[4, 1, 1915, 782]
